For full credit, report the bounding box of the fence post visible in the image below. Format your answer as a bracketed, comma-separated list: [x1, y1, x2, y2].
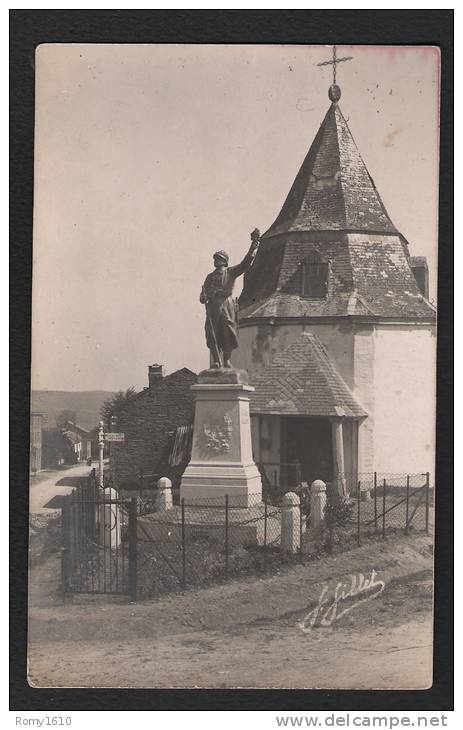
[299, 500, 304, 560]
[357, 480, 361, 546]
[425, 472, 430, 534]
[61, 498, 70, 602]
[328, 523, 334, 555]
[128, 497, 137, 602]
[181, 498, 186, 590]
[405, 475, 410, 535]
[69, 491, 76, 586]
[374, 472, 378, 532]
[281, 492, 301, 553]
[264, 499, 268, 548]
[382, 478, 386, 539]
[225, 495, 229, 578]
[263, 499, 268, 570]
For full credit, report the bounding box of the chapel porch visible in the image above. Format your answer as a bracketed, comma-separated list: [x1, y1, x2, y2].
[249, 332, 367, 497]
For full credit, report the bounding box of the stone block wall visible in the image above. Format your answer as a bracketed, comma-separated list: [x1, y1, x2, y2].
[111, 368, 197, 490]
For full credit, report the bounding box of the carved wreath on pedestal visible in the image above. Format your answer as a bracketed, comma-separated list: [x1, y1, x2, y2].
[203, 412, 233, 453]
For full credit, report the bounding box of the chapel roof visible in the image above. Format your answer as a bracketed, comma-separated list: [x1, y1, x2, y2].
[239, 93, 436, 323]
[250, 332, 366, 418]
[239, 232, 436, 321]
[263, 102, 397, 239]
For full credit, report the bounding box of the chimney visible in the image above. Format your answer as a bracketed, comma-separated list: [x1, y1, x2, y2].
[148, 363, 164, 388]
[410, 256, 429, 299]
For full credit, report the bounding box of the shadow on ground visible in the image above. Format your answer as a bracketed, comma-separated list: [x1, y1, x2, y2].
[44, 495, 71, 509]
[55, 476, 87, 487]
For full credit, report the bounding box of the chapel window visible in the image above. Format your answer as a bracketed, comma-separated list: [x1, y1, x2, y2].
[302, 252, 329, 298]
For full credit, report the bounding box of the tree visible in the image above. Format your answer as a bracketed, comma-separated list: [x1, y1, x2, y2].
[56, 409, 77, 428]
[100, 387, 137, 428]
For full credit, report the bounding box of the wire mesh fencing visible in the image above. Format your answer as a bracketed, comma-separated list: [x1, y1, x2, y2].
[300, 472, 432, 557]
[135, 492, 283, 598]
[61, 471, 433, 601]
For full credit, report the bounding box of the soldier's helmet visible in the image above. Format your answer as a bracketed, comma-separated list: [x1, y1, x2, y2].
[213, 250, 229, 264]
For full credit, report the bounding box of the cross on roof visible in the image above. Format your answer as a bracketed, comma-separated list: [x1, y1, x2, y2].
[317, 45, 353, 85]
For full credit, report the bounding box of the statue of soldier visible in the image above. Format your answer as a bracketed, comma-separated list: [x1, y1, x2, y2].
[200, 229, 260, 368]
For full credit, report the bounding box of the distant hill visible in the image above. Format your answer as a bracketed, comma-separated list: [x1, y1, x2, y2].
[31, 391, 115, 430]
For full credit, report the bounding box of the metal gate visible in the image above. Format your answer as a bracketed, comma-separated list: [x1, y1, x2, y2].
[61, 477, 137, 600]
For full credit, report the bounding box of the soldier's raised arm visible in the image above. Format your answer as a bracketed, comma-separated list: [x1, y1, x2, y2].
[228, 229, 261, 279]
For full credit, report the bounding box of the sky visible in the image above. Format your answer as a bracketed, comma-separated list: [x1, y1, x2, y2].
[31, 44, 440, 392]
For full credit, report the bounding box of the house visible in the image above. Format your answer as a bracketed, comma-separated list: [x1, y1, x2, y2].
[233, 82, 436, 491]
[30, 412, 43, 473]
[42, 428, 76, 468]
[110, 365, 197, 491]
[62, 421, 93, 462]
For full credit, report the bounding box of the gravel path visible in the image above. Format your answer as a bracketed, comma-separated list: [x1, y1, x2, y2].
[28, 522, 434, 689]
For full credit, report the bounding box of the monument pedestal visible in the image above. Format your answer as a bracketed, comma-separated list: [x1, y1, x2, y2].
[180, 368, 262, 508]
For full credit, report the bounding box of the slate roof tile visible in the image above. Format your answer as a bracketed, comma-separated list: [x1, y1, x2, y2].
[262, 103, 397, 238]
[250, 333, 367, 417]
[239, 98, 436, 323]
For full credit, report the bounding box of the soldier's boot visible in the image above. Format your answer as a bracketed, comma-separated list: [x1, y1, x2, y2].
[223, 350, 233, 369]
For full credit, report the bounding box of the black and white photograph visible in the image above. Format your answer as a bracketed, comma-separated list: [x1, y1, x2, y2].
[25, 39, 440, 692]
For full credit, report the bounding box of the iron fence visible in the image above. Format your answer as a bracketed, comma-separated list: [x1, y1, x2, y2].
[61, 473, 137, 600]
[136, 492, 282, 598]
[300, 472, 432, 557]
[60, 471, 432, 601]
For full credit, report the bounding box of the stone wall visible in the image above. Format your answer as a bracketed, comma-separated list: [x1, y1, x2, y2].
[237, 319, 435, 478]
[372, 324, 436, 476]
[353, 325, 375, 473]
[235, 321, 355, 388]
[111, 368, 197, 490]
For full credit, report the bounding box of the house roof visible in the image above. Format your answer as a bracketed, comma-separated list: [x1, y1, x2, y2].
[263, 103, 397, 239]
[60, 429, 81, 445]
[122, 367, 197, 407]
[250, 332, 367, 418]
[65, 421, 91, 436]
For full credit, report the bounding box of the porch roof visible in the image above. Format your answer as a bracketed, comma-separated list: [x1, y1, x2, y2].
[250, 332, 367, 418]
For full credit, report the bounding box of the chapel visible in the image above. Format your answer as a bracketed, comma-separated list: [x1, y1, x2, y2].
[233, 75, 436, 492]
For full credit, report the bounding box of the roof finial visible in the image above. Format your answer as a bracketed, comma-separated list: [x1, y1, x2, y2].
[316, 45, 353, 103]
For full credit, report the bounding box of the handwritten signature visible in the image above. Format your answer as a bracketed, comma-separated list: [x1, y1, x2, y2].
[298, 569, 385, 632]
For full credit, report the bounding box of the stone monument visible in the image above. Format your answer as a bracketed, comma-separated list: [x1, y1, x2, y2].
[180, 367, 262, 507]
[141, 232, 272, 547]
[180, 230, 263, 508]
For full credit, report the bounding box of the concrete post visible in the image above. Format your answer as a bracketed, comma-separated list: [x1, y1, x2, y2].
[310, 479, 327, 533]
[99, 485, 121, 549]
[361, 485, 372, 502]
[281, 492, 301, 553]
[331, 418, 347, 497]
[156, 477, 173, 511]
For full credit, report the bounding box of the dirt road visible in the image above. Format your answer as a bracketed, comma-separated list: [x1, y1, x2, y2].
[28, 521, 434, 690]
[29, 463, 92, 515]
